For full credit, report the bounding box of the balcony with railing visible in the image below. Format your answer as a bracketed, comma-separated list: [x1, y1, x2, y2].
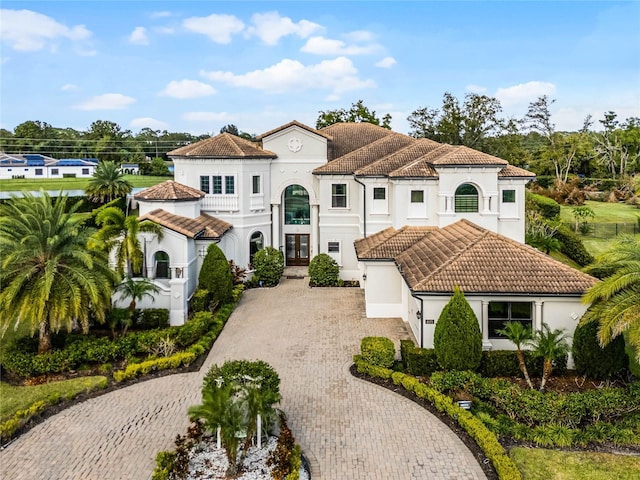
[250, 193, 265, 210]
[201, 194, 239, 212]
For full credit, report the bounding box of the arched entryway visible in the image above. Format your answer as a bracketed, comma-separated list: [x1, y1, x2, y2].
[154, 251, 170, 278]
[283, 184, 311, 266]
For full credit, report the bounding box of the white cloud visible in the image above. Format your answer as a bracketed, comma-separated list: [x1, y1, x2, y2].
[182, 14, 244, 44]
[182, 112, 230, 122]
[160, 79, 217, 99]
[154, 26, 175, 35]
[74, 93, 136, 111]
[495, 81, 556, 106]
[129, 26, 149, 45]
[0, 9, 92, 52]
[130, 117, 169, 130]
[61, 83, 78, 91]
[201, 56, 375, 96]
[151, 11, 172, 19]
[301, 36, 379, 56]
[375, 56, 397, 68]
[246, 11, 322, 45]
[465, 84, 487, 94]
[344, 30, 375, 43]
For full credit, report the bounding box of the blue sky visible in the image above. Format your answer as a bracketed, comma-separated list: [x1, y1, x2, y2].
[1, 1, 639, 137]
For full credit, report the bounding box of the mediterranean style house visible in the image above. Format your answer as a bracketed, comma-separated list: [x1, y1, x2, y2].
[128, 120, 596, 355]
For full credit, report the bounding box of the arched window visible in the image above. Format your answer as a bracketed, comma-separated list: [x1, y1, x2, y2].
[284, 185, 310, 225]
[249, 231, 264, 265]
[155, 251, 170, 278]
[455, 184, 479, 213]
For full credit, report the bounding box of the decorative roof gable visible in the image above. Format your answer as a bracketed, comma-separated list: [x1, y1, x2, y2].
[257, 120, 332, 141]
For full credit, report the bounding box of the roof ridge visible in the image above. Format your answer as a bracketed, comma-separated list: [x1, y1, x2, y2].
[221, 133, 244, 156]
[388, 144, 451, 176]
[354, 138, 424, 175]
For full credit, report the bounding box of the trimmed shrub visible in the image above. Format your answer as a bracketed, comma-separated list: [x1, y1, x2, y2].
[526, 191, 560, 220]
[308, 253, 340, 286]
[400, 341, 439, 376]
[189, 289, 210, 313]
[554, 225, 594, 266]
[202, 359, 281, 398]
[137, 309, 169, 329]
[198, 243, 233, 304]
[573, 321, 628, 380]
[113, 352, 195, 382]
[360, 336, 395, 368]
[433, 287, 482, 371]
[252, 246, 284, 287]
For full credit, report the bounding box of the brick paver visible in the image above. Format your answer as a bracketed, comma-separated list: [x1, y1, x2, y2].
[0, 278, 485, 480]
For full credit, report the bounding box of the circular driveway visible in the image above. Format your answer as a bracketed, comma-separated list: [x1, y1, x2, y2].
[0, 278, 485, 479]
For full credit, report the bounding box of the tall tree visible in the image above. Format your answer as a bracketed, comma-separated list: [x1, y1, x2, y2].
[581, 235, 640, 361]
[0, 192, 117, 353]
[316, 100, 392, 129]
[92, 206, 163, 276]
[85, 161, 133, 204]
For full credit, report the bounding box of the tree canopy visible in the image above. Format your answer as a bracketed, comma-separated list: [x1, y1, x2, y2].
[316, 100, 392, 129]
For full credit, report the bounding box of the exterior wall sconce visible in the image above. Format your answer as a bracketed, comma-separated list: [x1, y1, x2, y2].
[416, 310, 422, 321]
[198, 247, 207, 257]
[362, 273, 367, 281]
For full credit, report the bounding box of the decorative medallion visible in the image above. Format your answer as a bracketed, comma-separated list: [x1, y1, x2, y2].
[287, 137, 303, 153]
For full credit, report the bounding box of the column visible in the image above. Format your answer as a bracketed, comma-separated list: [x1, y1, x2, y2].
[481, 300, 492, 350]
[535, 301, 543, 331]
[311, 204, 319, 257]
[483, 196, 491, 212]
[272, 204, 280, 251]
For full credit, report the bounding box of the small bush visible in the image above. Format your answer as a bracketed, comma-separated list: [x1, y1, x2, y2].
[554, 225, 594, 266]
[137, 309, 169, 329]
[360, 337, 395, 368]
[198, 243, 234, 305]
[573, 321, 628, 380]
[433, 287, 482, 371]
[189, 289, 210, 313]
[252, 247, 284, 287]
[308, 253, 339, 286]
[400, 341, 439, 376]
[113, 352, 195, 382]
[202, 359, 281, 398]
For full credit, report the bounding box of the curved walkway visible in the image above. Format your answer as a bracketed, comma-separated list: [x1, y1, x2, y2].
[0, 278, 485, 480]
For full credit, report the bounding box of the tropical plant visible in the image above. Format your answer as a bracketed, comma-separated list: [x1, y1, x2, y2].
[581, 235, 640, 362]
[198, 244, 233, 305]
[115, 276, 160, 315]
[85, 160, 133, 204]
[496, 321, 535, 389]
[0, 192, 117, 353]
[433, 286, 483, 371]
[530, 324, 570, 391]
[92, 206, 163, 276]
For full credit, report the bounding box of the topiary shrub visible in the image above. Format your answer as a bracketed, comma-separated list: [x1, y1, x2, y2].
[252, 246, 284, 287]
[554, 226, 594, 266]
[308, 253, 339, 286]
[360, 337, 395, 368]
[573, 321, 628, 380]
[198, 243, 233, 304]
[433, 287, 482, 371]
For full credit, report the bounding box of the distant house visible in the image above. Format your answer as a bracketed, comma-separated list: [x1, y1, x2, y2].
[120, 163, 140, 175]
[0, 153, 98, 179]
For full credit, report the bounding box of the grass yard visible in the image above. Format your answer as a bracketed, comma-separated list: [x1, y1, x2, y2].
[510, 447, 640, 480]
[0, 175, 170, 192]
[560, 200, 640, 224]
[0, 376, 107, 421]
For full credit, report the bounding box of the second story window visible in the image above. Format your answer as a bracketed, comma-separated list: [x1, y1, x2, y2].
[225, 176, 235, 194]
[331, 183, 347, 208]
[455, 183, 479, 213]
[252, 175, 261, 194]
[502, 190, 516, 203]
[200, 176, 210, 193]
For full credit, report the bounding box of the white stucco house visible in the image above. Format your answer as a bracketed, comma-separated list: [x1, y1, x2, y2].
[0, 153, 98, 179]
[127, 120, 596, 355]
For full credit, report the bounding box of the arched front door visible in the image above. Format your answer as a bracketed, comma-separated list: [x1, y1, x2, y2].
[283, 184, 311, 266]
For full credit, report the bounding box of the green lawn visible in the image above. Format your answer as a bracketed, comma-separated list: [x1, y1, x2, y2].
[510, 447, 640, 480]
[560, 200, 640, 224]
[0, 175, 170, 192]
[0, 376, 107, 421]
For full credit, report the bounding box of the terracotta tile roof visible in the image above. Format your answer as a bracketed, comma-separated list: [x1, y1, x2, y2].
[355, 226, 437, 260]
[320, 122, 395, 160]
[355, 139, 442, 176]
[168, 133, 276, 158]
[431, 145, 508, 166]
[358, 219, 596, 295]
[498, 165, 537, 178]
[313, 133, 415, 175]
[257, 120, 332, 140]
[139, 209, 232, 239]
[134, 181, 205, 201]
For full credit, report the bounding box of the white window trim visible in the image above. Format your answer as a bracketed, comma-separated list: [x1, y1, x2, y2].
[330, 182, 349, 209]
[205, 173, 238, 195]
[371, 185, 389, 215]
[327, 240, 342, 266]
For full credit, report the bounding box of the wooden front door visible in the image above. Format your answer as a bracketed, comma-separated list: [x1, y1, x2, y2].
[285, 234, 310, 266]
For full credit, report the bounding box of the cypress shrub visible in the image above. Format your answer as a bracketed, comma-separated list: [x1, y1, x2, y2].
[308, 253, 339, 286]
[433, 287, 482, 371]
[253, 246, 284, 287]
[554, 226, 594, 266]
[198, 244, 233, 304]
[573, 321, 628, 380]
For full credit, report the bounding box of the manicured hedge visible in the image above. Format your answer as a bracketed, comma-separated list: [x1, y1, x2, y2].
[360, 337, 395, 368]
[400, 340, 439, 376]
[526, 191, 560, 220]
[554, 225, 594, 266]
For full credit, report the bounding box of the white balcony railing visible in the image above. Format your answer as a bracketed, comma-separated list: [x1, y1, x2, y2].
[250, 193, 265, 210]
[201, 194, 239, 212]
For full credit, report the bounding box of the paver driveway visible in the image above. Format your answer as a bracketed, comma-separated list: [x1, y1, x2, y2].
[0, 278, 485, 480]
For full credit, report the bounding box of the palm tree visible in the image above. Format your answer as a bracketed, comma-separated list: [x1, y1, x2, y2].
[239, 379, 281, 462]
[92, 207, 163, 276]
[496, 321, 534, 389]
[582, 235, 640, 361]
[85, 161, 133, 204]
[530, 323, 570, 391]
[0, 192, 117, 353]
[115, 277, 160, 335]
